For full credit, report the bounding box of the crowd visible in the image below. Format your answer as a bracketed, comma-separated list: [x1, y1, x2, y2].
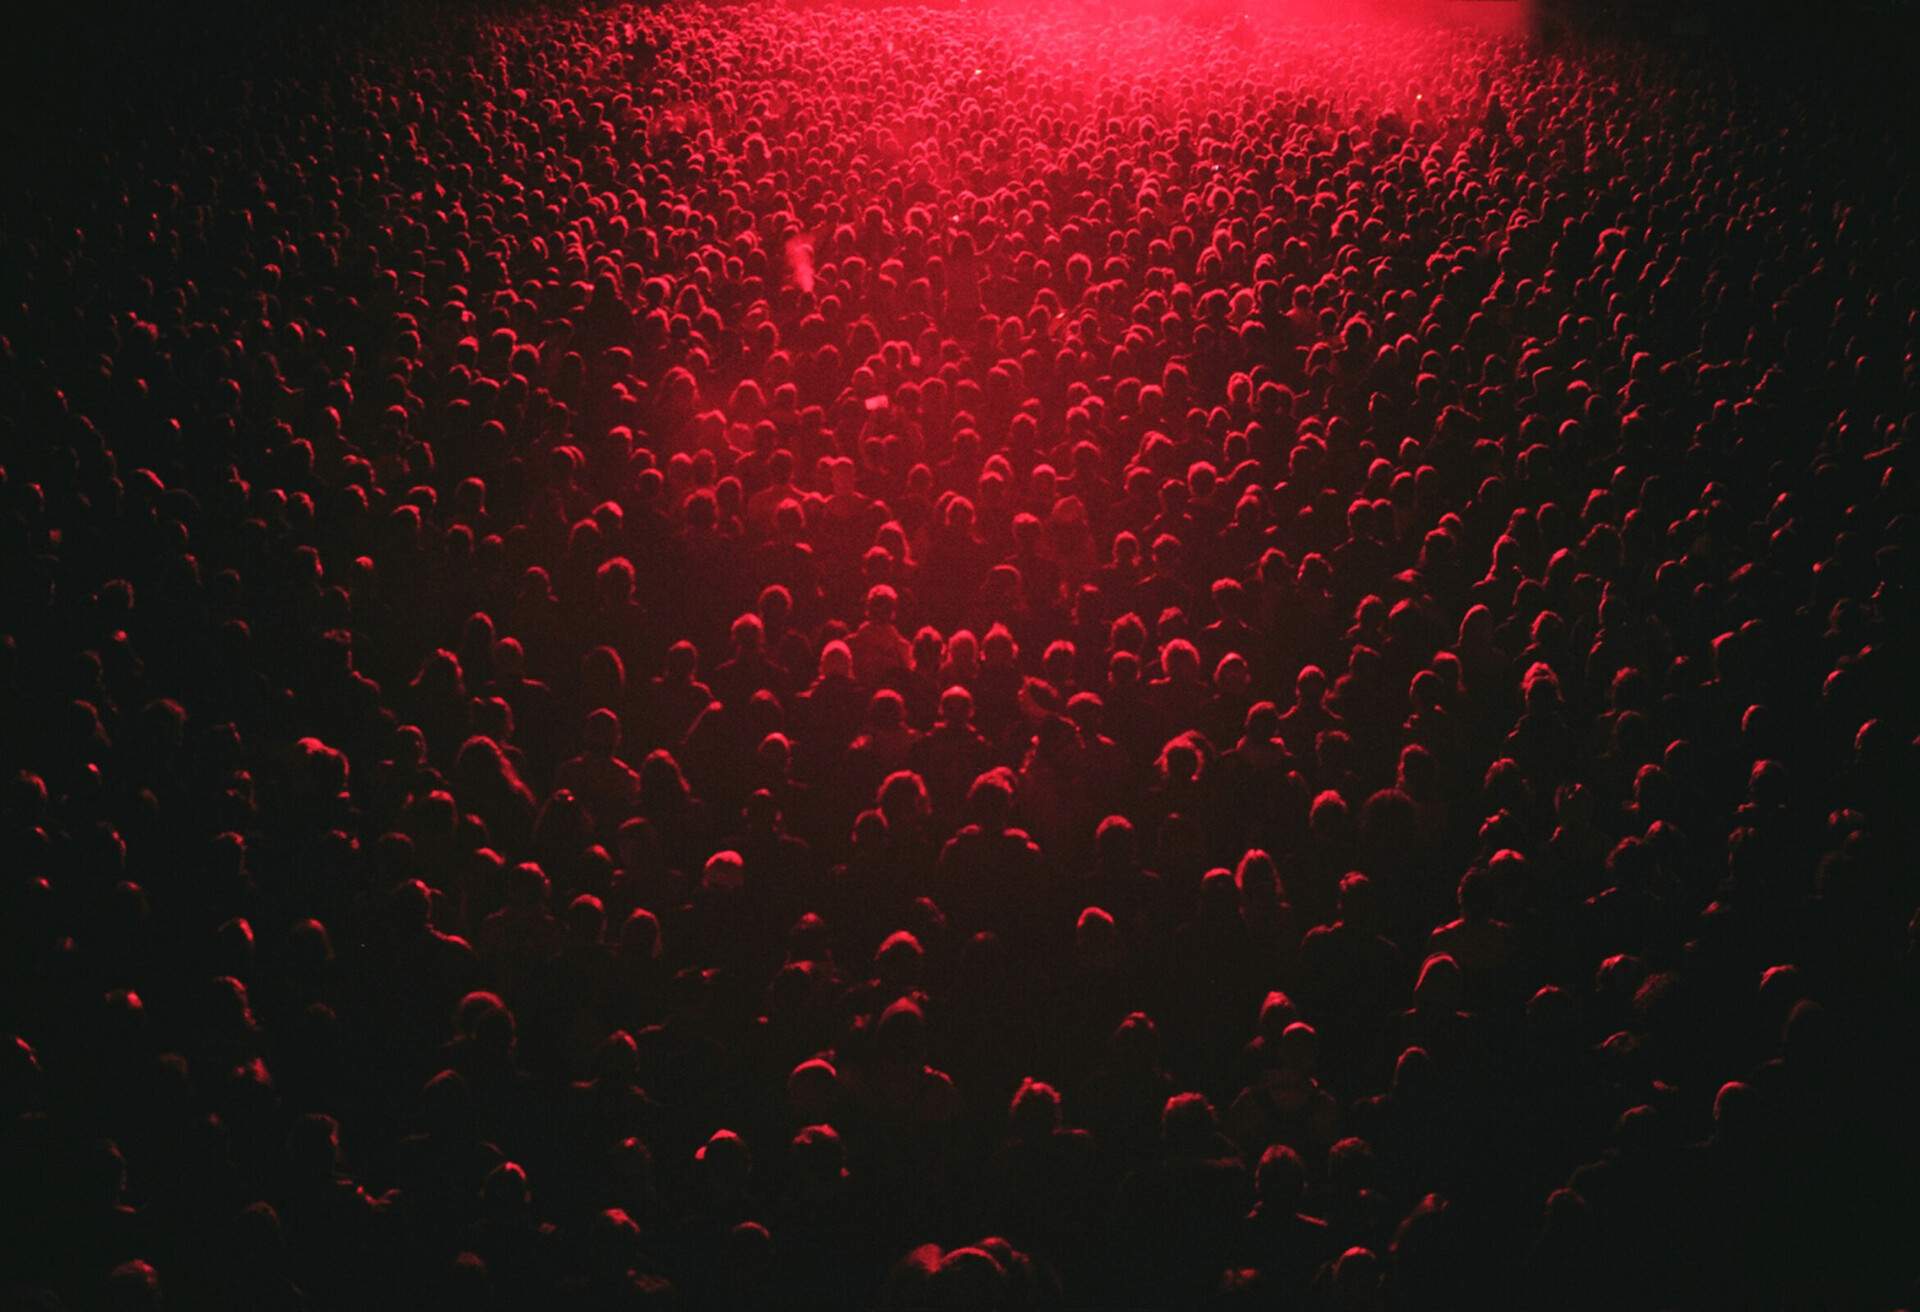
[2, 1, 1917, 1307]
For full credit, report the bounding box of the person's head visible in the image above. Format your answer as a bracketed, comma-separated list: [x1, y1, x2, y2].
[1151, 533, 1182, 571]
[820, 640, 853, 681]
[1257, 990, 1298, 1042]
[851, 807, 889, 849]
[929, 1245, 1008, 1309]
[1236, 848, 1281, 903]
[1009, 1077, 1063, 1141]
[286, 1112, 342, 1179]
[620, 908, 662, 959]
[482, 1159, 532, 1222]
[1075, 905, 1120, 967]
[875, 997, 929, 1066]
[1094, 814, 1137, 869]
[965, 768, 1016, 829]
[1157, 734, 1203, 785]
[596, 556, 636, 604]
[455, 735, 522, 795]
[938, 684, 975, 726]
[790, 1123, 847, 1191]
[1011, 511, 1042, 550]
[1311, 791, 1352, 844]
[1336, 872, 1376, 928]
[1414, 950, 1464, 1009]
[566, 893, 606, 943]
[1522, 661, 1561, 713]
[878, 770, 929, 826]
[103, 1260, 163, 1312]
[1278, 1020, 1319, 1074]
[1243, 700, 1282, 744]
[1160, 638, 1201, 682]
[756, 583, 794, 630]
[475, 635, 519, 685]
[1712, 1080, 1758, 1147]
[583, 644, 626, 697]
[787, 1057, 841, 1123]
[913, 627, 944, 670]
[228, 1199, 287, 1273]
[1256, 1143, 1307, 1211]
[1110, 1011, 1161, 1071]
[1397, 743, 1436, 796]
[583, 707, 621, 754]
[1456, 866, 1496, 921]
[874, 929, 925, 989]
[1042, 640, 1077, 686]
[1214, 651, 1251, 694]
[694, 1129, 753, 1204]
[506, 861, 550, 911]
[665, 639, 699, 679]
[1160, 1091, 1219, 1152]
[1068, 689, 1106, 736]
[731, 611, 766, 653]
[982, 624, 1017, 666]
